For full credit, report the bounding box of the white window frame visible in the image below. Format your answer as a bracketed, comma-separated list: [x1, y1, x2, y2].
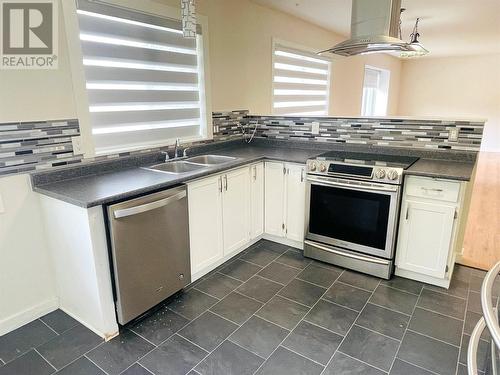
[271, 38, 332, 117]
[361, 65, 390, 117]
[62, 0, 212, 157]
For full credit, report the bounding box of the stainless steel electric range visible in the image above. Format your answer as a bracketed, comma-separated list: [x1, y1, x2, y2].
[304, 151, 419, 279]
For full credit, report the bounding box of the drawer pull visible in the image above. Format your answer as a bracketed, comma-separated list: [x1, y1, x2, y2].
[421, 187, 443, 192]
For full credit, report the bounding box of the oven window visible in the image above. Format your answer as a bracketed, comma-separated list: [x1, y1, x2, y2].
[309, 184, 390, 251]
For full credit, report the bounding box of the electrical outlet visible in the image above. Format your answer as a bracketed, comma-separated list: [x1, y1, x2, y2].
[71, 136, 83, 155]
[0, 193, 4, 214]
[311, 122, 320, 135]
[448, 128, 459, 142]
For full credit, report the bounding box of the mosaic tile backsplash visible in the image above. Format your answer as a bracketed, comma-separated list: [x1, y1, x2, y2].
[244, 116, 484, 152]
[0, 110, 484, 176]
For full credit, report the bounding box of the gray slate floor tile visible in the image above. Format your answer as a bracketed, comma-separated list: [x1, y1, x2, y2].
[369, 284, 419, 315]
[139, 334, 207, 375]
[323, 352, 385, 375]
[40, 310, 79, 335]
[56, 357, 105, 375]
[210, 292, 262, 324]
[37, 324, 102, 369]
[356, 303, 409, 340]
[339, 325, 399, 372]
[278, 279, 326, 307]
[178, 312, 237, 351]
[86, 329, 154, 375]
[409, 307, 463, 346]
[120, 363, 153, 375]
[425, 277, 469, 299]
[275, 250, 311, 269]
[397, 331, 459, 375]
[167, 289, 218, 320]
[417, 289, 466, 319]
[257, 262, 301, 285]
[296, 263, 342, 288]
[305, 299, 357, 336]
[256, 296, 309, 330]
[130, 307, 189, 345]
[282, 321, 342, 365]
[458, 334, 490, 372]
[381, 276, 423, 295]
[464, 310, 491, 341]
[194, 273, 241, 299]
[257, 240, 290, 254]
[324, 282, 371, 311]
[195, 340, 263, 375]
[255, 346, 323, 375]
[338, 270, 380, 291]
[0, 319, 57, 363]
[0, 350, 54, 375]
[219, 260, 262, 282]
[390, 359, 434, 375]
[237, 276, 283, 303]
[229, 316, 289, 359]
[239, 247, 280, 267]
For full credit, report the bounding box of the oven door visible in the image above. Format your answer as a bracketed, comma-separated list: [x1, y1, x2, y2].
[305, 175, 400, 259]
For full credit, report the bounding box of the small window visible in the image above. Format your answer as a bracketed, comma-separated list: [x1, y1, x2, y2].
[361, 66, 390, 117]
[272, 41, 331, 116]
[75, 0, 209, 154]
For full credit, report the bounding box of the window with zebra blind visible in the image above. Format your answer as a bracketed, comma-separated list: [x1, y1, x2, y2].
[73, 0, 210, 155]
[272, 41, 331, 116]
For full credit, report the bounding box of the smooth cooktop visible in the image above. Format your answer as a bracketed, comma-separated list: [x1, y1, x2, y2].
[315, 151, 419, 169]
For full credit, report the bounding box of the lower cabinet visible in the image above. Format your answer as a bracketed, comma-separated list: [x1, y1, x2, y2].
[264, 161, 306, 243]
[250, 163, 264, 239]
[395, 176, 465, 287]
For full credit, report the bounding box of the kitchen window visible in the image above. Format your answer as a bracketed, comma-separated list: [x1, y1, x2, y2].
[272, 41, 331, 116]
[361, 66, 390, 117]
[66, 0, 211, 155]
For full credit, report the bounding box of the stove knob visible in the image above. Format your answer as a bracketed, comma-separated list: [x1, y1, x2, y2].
[320, 163, 327, 172]
[374, 169, 386, 179]
[387, 170, 399, 181]
[309, 162, 317, 171]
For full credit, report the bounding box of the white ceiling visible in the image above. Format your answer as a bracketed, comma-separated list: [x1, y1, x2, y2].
[252, 0, 500, 58]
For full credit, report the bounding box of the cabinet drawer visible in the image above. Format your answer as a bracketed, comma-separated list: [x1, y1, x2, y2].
[405, 176, 460, 203]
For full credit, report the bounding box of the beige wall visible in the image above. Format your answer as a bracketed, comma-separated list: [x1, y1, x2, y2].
[397, 54, 500, 152]
[157, 0, 402, 116]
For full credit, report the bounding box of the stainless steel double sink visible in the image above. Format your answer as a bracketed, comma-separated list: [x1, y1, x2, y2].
[142, 155, 237, 175]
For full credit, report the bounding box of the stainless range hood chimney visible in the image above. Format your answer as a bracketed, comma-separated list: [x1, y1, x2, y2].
[320, 0, 415, 56]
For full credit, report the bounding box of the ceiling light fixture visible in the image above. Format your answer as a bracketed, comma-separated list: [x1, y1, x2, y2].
[401, 18, 429, 58]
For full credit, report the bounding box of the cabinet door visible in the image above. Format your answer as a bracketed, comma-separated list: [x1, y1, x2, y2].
[222, 167, 250, 255]
[265, 161, 285, 237]
[285, 164, 306, 242]
[250, 163, 264, 239]
[396, 200, 455, 278]
[187, 175, 224, 274]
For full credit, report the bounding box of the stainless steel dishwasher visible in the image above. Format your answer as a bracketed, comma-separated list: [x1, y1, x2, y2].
[107, 186, 190, 325]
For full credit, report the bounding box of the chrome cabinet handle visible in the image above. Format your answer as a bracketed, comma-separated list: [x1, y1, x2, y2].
[224, 175, 228, 191]
[421, 187, 443, 192]
[218, 176, 223, 193]
[253, 166, 257, 181]
[304, 240, 390, 265]
[301, 168, 304, 182]
[114, 191, 186, 219]
[307, 176, 398, 193]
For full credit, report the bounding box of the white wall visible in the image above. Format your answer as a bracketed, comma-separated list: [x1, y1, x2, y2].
[398, 54, 500, 152]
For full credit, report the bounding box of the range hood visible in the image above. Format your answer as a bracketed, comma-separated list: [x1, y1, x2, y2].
[320, 0, 416, 56]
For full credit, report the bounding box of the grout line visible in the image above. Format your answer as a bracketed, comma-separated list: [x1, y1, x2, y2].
[135, 362, 155, 374]
[378, 282, 423, 297]
[394, 357, 442, 375]
[227, 339, 267, 361]
[191, 287, 222, 301]
[413, 304, 465, 321]
[366, 300, 413, 317]
[456, 279, 471, 375]
[127, 328, 158, 348]
[334, 279, 378, 293]
[273, 260, 306, 271]
[290, 277, 330, 290]
[85, 354, 113, 375]
[319, 278, 383, 375]
[273, 294, 314, 309]
[351, 323, 401, 343]
[33, 348, 58, 372]
[215, 271, 244, 283]
[280, 344, 326, 367]
[422, 286, 468, 301]
[38, 318, 60, 336]
[314, 296, 362, 314]
[405, 328, 461, 349]
[335, 350, 390, 374]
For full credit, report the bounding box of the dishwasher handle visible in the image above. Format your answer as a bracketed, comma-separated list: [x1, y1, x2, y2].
[114, 190, 186, 219]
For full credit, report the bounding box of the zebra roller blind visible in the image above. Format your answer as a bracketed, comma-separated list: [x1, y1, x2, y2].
[272, 43, 331, 116]
[76, 0, 206, 154]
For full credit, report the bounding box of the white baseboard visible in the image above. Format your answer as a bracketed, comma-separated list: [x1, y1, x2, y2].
[395, 267, 451, 288]
[262, 234, 303, 250]
[58, 306, 118, 341]
[0, 298, 58, 336]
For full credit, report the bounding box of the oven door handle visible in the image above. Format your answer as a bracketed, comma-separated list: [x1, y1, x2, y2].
[307, 176, 398, 193]
[304, 240, 391, 265]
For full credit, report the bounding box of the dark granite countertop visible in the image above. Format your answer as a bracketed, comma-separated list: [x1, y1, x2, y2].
[33, 144, 322, 208]
[32, 142, 476, 208]
[405, 158, 476, 181]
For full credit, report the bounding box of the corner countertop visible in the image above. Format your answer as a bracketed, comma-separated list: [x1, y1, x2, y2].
[33, 145, 322, 208]
[32, 143, 476, 209]
[405, 158, 476, 181]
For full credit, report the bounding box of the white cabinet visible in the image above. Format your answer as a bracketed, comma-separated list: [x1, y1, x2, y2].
[187, 175, 224, 275]
[222, 167, 250, 255]
[395, 176, 465, 288]
[188, 166, 251, 278]
[250, 163, 264, 239]
[264, 161, 306, 244]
